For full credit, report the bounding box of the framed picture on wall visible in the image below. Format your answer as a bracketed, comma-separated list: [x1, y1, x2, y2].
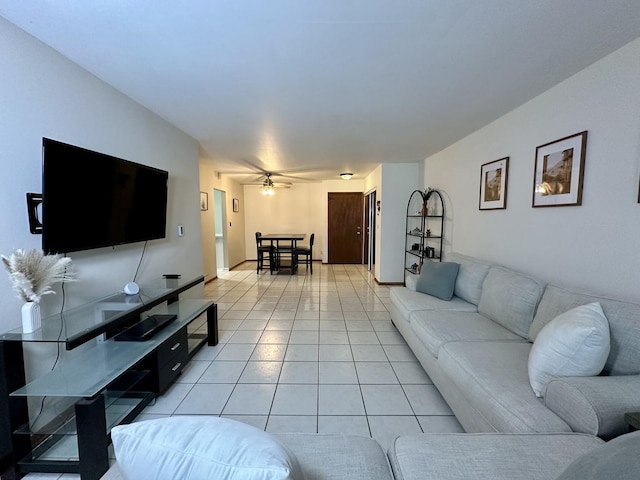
[532, 131, 588, 207]
[233, 198, 239, 212]
[200, 192, 208, 211]
[479, 157, 509, 210]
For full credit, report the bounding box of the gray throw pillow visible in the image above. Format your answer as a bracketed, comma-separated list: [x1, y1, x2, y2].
[555, 431, 640, 480]
[415, 261, 460, 301]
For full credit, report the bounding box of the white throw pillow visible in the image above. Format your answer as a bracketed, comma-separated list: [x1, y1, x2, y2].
[111, 416, 305, 480]
[528, 302, 610, 397]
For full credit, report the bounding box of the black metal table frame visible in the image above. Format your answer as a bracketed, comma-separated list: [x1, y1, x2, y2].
[260, 234, 307, 274]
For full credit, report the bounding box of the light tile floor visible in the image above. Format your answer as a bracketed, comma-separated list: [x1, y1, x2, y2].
[24, 262, 463, 479]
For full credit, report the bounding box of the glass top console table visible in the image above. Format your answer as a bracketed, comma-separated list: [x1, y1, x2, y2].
[1, 275, 205, 350]
[0, 275, 218, 480]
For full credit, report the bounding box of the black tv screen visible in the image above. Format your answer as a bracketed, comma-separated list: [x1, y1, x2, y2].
[42, 138, 169, 254]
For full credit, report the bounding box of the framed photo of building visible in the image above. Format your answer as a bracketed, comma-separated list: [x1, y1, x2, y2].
[532, 131, 588, 207]
[479, 157, 509, 210]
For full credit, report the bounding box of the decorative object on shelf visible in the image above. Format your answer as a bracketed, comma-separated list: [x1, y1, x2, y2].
[411, 243, 420, 251]
[426, 246, 436, 258]
[232, 198, 239, 212]
[411, 227, 422, 235]
[200, 191, 208, 211]
[479, 157, 509, 210]
[410, 263, 419, 273]
[426, 229, 432, 237]
[21, 301, 41, 334]
[532, 131, 588, 207]
[1, 249, 75, 333]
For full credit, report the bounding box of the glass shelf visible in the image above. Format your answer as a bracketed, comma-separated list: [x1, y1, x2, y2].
[1, 276, 204, 349]
[11, 299, 212, 398]
[19, 391, 152, 463]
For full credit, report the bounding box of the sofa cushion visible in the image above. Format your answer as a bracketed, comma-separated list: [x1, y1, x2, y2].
[529, 284, 640, 376]
[410, 310, 524, 358]
[437, 341, 571, 433]
[388, 432, 603, 480]
[445, 252, 492, 305]
[415, 260, 460, 300]
[389, 286, 477, 324]
[556, 431, 640, 480]
[478, 267, 546, 338]
[275, 433, 394, 480]
[111, 416, 304, 480]
[528, 303, 610, 397]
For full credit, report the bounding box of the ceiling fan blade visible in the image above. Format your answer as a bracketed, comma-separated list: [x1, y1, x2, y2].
[237, 156, 269, 174]
[271, 173, 317, 181]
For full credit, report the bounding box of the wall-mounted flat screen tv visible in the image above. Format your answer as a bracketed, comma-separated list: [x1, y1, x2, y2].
[42, 138, 169, 254]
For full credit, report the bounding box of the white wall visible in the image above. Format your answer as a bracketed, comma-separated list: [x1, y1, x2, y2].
[243, 183, 326, 260]
[199, 159, 245, 277]
[377, 163, 422, 283]
[0, 17, 204, 331]
[424, 37, 640, 302]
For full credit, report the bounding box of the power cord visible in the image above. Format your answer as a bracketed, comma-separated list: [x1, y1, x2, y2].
[30, 263, 68, 430]
[133, 241, 148, 284]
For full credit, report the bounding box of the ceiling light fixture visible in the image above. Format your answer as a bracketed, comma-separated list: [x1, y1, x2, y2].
[262, 173, 275, 195]
[340, 172, 353, 180]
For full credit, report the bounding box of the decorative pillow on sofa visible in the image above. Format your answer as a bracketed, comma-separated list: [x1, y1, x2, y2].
[111, 416, 305, 480]
[528, 302, 610, 397]
[415, 260, 460, 301]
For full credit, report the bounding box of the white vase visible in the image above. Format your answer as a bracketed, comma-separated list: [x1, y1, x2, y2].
[21, 301, 41, 333]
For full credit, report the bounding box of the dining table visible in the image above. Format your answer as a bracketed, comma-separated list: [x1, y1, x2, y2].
[260, 233, 307, 274]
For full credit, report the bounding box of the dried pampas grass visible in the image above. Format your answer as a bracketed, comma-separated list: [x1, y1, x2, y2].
[1, 249, 75, 303]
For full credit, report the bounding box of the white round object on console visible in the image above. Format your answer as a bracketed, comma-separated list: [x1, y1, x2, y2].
[123, 282, 140, 295]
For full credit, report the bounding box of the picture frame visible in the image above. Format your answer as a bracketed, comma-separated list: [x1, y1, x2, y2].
[200, 191, 208, 211]
[479, 157, 509, 210]
[233, 198, 239, 212]
[532, 131, 588, 208]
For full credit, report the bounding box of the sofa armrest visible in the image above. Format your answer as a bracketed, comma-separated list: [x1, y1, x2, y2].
[545, 375, 640, 439]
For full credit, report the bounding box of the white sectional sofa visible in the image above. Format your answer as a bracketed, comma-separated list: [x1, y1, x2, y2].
[108, 252, 640, 479]
[109, 419, 640, 480]
[389, 252, 640, 439]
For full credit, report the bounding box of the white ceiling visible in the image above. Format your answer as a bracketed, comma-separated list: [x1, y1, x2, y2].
[2, 1, 640, 183]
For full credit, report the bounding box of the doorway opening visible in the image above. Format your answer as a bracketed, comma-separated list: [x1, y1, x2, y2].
[365, 190, 376, 271]
[214, 189, 229, 276]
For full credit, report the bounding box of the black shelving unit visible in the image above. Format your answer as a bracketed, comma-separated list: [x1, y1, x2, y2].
[404, 189, 445, 280]
[0, 277, 218, 480]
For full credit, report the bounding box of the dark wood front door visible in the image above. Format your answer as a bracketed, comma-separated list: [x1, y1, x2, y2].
[328, 192, 364, 263]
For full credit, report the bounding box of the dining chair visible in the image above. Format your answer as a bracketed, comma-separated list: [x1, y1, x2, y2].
[255, 232, 275, 274]
[294, 233, 314, 274]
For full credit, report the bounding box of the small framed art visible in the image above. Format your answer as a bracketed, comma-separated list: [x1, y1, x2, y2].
[233, 198, 239, 212]
[200, 192, 208, 211]
[479, 157, 509, 210]
[532, 131, 588, 207]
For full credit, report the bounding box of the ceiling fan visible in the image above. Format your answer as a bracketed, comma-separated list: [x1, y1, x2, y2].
[258, 172, 291, 196]
[216, 157, 327, 194]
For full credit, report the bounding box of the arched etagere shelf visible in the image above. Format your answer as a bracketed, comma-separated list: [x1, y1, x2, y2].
[404, 189, 445, 278]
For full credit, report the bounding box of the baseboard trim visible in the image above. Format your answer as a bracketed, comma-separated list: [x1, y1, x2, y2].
[375, 278, 404, 286]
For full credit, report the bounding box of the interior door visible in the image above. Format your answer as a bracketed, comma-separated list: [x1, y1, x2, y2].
[328, 192, 364, 263]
